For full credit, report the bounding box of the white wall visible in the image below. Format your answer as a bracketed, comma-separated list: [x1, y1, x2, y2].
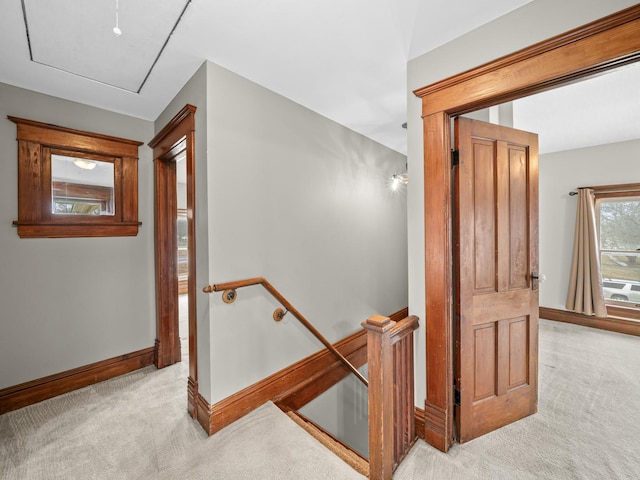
[539, 139, 640, 311]
[0, 83, 155, 389]
[407, 0, 638, 405]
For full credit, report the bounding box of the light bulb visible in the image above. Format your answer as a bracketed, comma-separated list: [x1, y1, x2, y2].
[113, 26, 122, 36]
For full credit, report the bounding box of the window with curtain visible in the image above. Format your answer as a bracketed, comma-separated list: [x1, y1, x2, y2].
[596, 190, 640, 310]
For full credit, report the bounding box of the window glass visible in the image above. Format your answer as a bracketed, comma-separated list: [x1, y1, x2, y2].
[598, 196, 640, 306]
[177, 210, 188, 279]
[51, 154, 115, 216]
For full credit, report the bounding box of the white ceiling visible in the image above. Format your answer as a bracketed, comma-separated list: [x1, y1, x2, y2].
[0, 1, 637, 155]
[513, 62, 640, 154]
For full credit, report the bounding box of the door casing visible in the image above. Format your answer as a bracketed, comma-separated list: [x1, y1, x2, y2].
[414, 5, 640, 452]
[149, 104, 199, 417]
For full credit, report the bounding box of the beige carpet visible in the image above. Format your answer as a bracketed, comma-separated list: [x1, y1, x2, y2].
[395, 319, 640, 480]
[1, 319, 639, 479]
[0, 364, 364, 479]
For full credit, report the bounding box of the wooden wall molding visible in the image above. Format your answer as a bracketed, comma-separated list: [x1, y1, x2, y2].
[196, 308, 410, 436]
[540, 307, 640, 337]
[0, 346, 154, 415]
[204, 329, 367, 435]
[414, 407, 426, 440]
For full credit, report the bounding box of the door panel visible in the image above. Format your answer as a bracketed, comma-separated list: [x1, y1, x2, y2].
[454, 117, 539, 443]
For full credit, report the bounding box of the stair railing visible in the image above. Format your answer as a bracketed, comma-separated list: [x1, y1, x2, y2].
[363, 314, 419, 480]
[203, 277, 368, 386]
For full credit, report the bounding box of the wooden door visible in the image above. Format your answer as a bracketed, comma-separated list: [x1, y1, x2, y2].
[454, 117, 539, 443]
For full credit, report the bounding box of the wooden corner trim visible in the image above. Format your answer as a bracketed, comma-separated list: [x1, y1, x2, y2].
[414, 407, 426, 440]
[0, 346, 155, 415]
[149, 104, 197, 151]
[196, 393, 213, 435]
[540, 307, 640, 337]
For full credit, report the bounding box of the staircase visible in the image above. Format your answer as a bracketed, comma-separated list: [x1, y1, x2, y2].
[203, 277, 420, 480]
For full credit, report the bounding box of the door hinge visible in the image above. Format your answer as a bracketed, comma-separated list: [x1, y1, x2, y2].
[451, 149, 460, 167]
[454, 387, 461, 406]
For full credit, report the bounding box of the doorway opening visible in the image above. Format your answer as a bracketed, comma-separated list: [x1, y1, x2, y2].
[149, 104, 199, 417]
[414, 6, 640, 452]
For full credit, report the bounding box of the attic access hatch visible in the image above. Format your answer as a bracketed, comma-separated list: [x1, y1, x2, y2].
[21, 0, 191, 92]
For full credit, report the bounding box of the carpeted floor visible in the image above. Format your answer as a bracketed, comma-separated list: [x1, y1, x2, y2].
[0, 366, 365, 479]
[395, 319, 640, 480]
[1, 319, 639, 479]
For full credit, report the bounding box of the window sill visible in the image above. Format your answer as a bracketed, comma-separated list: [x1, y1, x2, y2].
[13, 221, 141, 238]
[606, 304, 640, 322]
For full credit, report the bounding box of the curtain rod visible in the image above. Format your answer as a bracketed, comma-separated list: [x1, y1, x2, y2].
[569, 183, 640, 196]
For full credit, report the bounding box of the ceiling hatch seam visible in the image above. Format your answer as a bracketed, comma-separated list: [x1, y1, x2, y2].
[19, 0, 193, 94]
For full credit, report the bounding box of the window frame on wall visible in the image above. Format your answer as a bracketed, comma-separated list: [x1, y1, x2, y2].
[594, 183, 640, 320]
[9, 116, 142, 238]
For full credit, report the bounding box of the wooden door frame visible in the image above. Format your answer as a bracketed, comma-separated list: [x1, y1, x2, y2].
[149, 104, 199, 417]
[413, 5, 640, 452]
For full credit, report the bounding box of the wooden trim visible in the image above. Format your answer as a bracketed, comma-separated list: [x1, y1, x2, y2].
[205, 277, 368, 386]
[540, 307, 640, 337]
[0, 347, 154, 415]
[607, 305, 640, 321]
[150, 104, 198, 425]
[196, 393, 213, 434]
[389, 307, 409, 323]
[8, 116, 143, 149]
[199, 307, 409, 435]
[286, 410, 370, 477]
[207, 329, 367, 435]
[178, 277, 189, 295]
[414, 5, 640, 114]
[363, 315, 395, 480]
[274, 338, 367, 411]
[8, 116, 141, 238]
[149, 105, 196, 150]
[414, 407, 425, 440]
[588, 183, 640, 194]
[414, 5, 640, 452]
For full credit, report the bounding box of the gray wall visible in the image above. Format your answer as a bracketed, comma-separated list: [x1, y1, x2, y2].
[155, 61, 408, 404]
[406, 0, 638, 404]
[205, 61, 408, 403]
[0, 82, 155, 389]
[539, 139, 640, 311]
[154, 62, 212, 399]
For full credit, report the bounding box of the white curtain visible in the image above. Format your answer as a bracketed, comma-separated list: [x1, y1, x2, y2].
[566, 188, 607, 317]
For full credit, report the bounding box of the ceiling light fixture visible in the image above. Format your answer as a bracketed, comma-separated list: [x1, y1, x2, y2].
[73, 159, 97, 170]
[113, 0, 122, 36]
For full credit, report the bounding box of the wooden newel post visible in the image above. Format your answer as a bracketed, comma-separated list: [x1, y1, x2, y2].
[362, 314, 396, 480]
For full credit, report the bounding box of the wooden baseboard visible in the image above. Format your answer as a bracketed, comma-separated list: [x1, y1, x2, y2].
[414, 407, 425, 440]
[540, 307, 640, 337]
[207, 329, 367, 434]
[0, 346, 155, 415]
[203, 307, 410, 435]
[196, 393, 213, 434]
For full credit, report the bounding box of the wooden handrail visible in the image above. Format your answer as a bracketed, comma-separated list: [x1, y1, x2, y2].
[203, 277, 368, 386]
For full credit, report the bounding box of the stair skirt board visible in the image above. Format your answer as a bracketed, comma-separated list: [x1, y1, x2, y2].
[207, 401, 367, 480]
[285, 409, 370, 477]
